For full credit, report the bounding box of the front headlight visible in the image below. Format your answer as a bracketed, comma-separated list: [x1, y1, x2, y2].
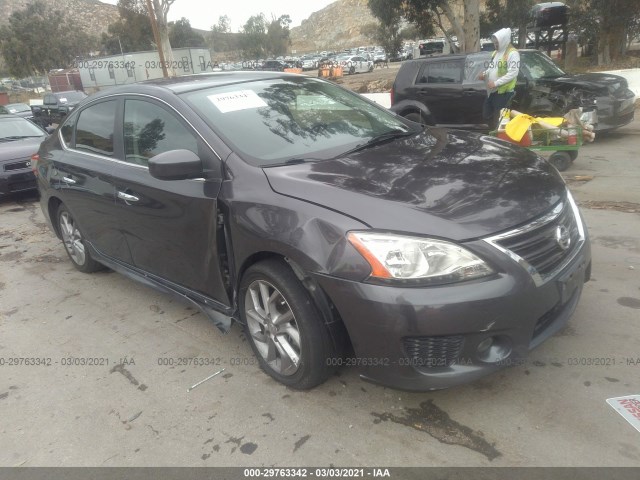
[348, 232, 494, 285]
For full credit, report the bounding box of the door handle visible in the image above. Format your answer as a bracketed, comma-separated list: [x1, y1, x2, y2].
[117, 191, 139, 202]
[62, 176, 76, 184]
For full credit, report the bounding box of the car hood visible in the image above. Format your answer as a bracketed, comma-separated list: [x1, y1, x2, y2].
[0, 136, 45, 161]
[538, 72, 629, 95]
[263, 128, 566, 241]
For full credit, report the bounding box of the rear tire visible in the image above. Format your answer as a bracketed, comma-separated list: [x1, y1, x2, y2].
[57, 204, 103, 273]
[240, 259, 335, 389]
[568, 150, 578, 161]
[548, 151, 572, 171]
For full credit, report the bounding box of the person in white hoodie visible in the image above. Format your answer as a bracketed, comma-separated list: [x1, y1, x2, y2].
[479, 27, 520, 129]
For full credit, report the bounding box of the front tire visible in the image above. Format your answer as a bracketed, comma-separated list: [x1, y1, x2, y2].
[240, 259, 335, 389]
[57, 204, 103, 273]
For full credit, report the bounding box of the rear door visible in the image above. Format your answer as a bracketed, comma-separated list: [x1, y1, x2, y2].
[110, 97, 229, 305]
[54, 98, 131, 262]
[413, 58, 481, 126]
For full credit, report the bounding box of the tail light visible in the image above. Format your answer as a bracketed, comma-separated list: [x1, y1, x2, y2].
[31, 153, 39, 177]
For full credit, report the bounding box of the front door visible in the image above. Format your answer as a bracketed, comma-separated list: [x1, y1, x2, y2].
[110, 97, 229, 306]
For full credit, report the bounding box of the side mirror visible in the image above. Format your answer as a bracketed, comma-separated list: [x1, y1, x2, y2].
[45, 126, 55, 135]
[148, 149, 203, 181]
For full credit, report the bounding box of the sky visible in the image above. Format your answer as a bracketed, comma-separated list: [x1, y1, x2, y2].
[101, 0, 337, 33]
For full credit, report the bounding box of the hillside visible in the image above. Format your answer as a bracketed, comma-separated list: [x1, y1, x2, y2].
[0, 0, 119, 36]
[290, 0, 377, 53]
[290, 0, 492, 54]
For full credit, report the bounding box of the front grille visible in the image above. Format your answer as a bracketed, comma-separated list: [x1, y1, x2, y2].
[402, 335, 464, 369]
[4, 160, 30, 171]
[495, 201, 581, 278]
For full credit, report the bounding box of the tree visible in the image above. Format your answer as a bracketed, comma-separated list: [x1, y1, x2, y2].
[239, 14, 293, 58]
[367, 1, 404, 59]
[461, 0, 480, 52]
[367, 0, 481, 53]
[481, 0, 534, 47]
[169, 18, 205, 48]
[566, 0, 640, 65]
[266, 15, 292, 57]
[241, 14, 268, 59]
[0, 0, 98, 77]
[207, 15, 239, 52]
[151, 0, 176, 74]
[101, 0, 154, 54]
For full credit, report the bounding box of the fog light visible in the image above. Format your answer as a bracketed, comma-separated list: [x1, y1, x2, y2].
[477, 336, 512, 363]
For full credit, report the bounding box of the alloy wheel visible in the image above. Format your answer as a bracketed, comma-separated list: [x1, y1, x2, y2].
[244, 279, 301, 376]
[59, 211, 86, 265]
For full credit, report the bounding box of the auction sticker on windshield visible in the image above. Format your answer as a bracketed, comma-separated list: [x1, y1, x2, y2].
[208, 90, 267, 113]
[606, 395, 640, 433]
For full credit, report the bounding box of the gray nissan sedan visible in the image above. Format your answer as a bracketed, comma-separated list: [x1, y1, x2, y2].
[34, 72, 591, 391]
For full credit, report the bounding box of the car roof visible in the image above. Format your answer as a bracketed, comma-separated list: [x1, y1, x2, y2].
[89, 71, 304, 97]
[409, 48, 541, 63]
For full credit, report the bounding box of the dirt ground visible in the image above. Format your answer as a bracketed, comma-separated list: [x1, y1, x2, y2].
[309, 63, 401, 93]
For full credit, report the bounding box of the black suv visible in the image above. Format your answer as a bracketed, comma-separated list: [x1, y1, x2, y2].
[391, 50, 635, 132]
[31, 91, 87, 127]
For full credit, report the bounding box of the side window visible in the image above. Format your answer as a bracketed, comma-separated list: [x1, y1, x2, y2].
[123, 99, 199, 166]
[417, 61, 463, 84]
[60, 114, 76, 146]
[75, 100, 117, 156]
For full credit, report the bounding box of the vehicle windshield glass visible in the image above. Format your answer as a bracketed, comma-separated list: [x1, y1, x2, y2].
[6, 104, 31, 113]
[56, 92, 87, 103]
[0, 118, 46, 139]
[521, 51, 566, 80]
[181, 77, 416, 166]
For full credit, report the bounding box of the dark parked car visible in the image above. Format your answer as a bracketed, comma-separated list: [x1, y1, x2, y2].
[35, 72, 591, 391]
[1, 116, 48, 195]
[31, 90, 87, 127]
[4, 103, 35, 122]
[261, 60, 288, 72]
[391, 49, 636, 132]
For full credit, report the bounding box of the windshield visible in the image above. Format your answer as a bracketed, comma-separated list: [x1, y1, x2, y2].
[0, 118, 46, 140]
[520, 51, 566, 80]
[181, 77, 415, 166]
[56, 91, 87, 103]
[6, 103, 31, 113]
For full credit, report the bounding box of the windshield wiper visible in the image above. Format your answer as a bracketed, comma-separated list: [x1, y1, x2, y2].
[3, 135, 43, 140]
[264, 157, 323, 168]
[338, 129, 415, 157]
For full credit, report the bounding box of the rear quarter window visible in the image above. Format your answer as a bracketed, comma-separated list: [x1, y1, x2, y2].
[417, 60, 463, 84]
